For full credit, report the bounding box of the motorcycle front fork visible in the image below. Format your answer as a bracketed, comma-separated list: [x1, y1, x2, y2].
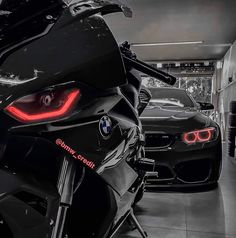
[51, 157, 76, 238]
[51, 156, 148, 238]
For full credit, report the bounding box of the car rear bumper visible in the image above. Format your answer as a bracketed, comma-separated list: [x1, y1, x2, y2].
[144, 140, 222, 187]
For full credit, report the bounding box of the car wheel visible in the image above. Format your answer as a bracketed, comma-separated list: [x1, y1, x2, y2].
[230, 101, 236, 114]
[213, 146, 222, 181]
[229, 114, 236, 127]
[216, 160, 222, 181]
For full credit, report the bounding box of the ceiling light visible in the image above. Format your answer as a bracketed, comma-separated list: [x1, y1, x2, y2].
[175, 62, 180, 67]
[156, 63, 162, 68]
[216, 61, 223, 69]
[202, 43, 232, 47]
[131, 41, 204, 47]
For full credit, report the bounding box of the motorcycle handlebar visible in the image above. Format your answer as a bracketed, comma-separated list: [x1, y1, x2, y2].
[120, 41, 177, 86]
[122, 55, 176, 86]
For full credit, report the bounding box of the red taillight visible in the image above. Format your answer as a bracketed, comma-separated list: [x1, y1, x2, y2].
[183, 131, 198, 144]
[183, 128, 216, 144]
[6, 88, 80, 123]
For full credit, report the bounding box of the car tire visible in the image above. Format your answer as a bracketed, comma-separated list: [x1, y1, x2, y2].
[229, 114, 236, 127]
[228, 133, 236, 143]
[228, 127, 236, 144]
[213, 145, 222, 181]
[228, 142, 236, 157]
[230, 101, 236, 114]
[228, 126, 236, 136]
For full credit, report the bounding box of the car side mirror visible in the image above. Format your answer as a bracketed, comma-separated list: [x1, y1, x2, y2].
[197, 102, 214, 111]
[138, 87, 152, 115]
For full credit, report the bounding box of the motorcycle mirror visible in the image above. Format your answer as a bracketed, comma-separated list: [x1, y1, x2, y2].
[120, 42, 177, 86]
[138, 87, 152, 115]
[135, 158, 155, 172]
[197, 102, 214, 111]
[65, 0, 132, 18]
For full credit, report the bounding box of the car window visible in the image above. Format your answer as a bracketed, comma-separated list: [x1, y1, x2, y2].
[148, 88, 195, 108]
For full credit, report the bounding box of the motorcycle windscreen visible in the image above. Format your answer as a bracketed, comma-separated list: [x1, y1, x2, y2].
[0, 3, 126, 108]
[0, 0, 62, 28]
[0, 0, 63, 52]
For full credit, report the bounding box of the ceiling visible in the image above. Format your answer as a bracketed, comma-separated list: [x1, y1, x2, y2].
[104, 0, 236, 62]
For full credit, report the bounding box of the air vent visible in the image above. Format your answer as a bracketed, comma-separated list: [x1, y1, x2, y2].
[175, 159, 211, 183]
[139, 89, 150, 104]
[14, 191, 47, 216]
[145, 133, 174, 148]
[0, 213, 13, 238]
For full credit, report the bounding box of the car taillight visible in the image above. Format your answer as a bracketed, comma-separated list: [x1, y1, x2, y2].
[183, 127, 216, 144]
[5, 88, 80, 123]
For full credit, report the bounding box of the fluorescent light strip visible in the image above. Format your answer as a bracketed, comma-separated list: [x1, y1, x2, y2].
[131, 41, 204, 47]
[202, 43, 232, 47]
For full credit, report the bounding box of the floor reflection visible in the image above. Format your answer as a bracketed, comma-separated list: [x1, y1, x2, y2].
[117, 144, 236, 238]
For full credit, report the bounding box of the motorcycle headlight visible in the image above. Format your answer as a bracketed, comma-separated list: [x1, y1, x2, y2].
[183, 127, 217, 144]
[5, 87, 81, 123]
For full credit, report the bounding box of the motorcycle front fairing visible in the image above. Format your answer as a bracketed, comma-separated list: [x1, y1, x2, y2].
[0, 1, 142, 237]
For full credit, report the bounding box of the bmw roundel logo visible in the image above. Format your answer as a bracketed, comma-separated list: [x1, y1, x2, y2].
[99, 116, 112, 137]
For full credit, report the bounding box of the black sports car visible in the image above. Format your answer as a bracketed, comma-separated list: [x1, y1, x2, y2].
[140, 87, 222, 188]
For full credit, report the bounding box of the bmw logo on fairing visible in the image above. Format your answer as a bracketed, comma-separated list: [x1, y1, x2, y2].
[99, 116, 112, 137]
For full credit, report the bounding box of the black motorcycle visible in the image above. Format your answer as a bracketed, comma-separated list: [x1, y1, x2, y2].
[0, 0, 176, 237]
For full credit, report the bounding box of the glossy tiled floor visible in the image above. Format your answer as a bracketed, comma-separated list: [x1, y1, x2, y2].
[118, 143, 236, 238]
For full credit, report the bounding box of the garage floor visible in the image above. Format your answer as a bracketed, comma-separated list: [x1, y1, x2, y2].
[118, 143, 236, 238]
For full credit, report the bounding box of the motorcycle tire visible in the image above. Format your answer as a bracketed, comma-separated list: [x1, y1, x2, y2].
[230, 101, 236, 114]
[229, 114, 236, 127]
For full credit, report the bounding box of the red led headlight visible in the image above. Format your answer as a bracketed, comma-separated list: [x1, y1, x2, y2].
[5, 88, 80, 123]
[183, 127, 216, 144]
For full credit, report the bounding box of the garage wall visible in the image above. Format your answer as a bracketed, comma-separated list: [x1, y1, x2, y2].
[219, 41, 236, 111]
[217, 40, 236, 138]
